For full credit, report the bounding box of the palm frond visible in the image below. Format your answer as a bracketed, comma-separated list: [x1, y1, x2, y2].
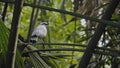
[0, 19, 9, 67]
[0, 19, 24, 68]
[26, 45, 51, 68]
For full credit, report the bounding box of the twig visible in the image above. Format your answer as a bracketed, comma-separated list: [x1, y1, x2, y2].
[18, 42, 87, 47]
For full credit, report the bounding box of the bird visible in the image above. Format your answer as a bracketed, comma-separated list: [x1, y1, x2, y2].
[30, 22, 48, 48]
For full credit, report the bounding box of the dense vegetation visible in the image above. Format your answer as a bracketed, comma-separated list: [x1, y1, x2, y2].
[0, 0, 120, 68]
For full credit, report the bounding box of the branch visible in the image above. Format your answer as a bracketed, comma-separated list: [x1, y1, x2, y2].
[18, 42, 120, 54]
[94, 50, 120, 57]
[23, 3, 120, 28]
[26, 0, 37, 43]
[22, 48, 120, 57]
[96, 47, 120, 54]
[23, 48, 85, 54]
[18, 42, 86, 47]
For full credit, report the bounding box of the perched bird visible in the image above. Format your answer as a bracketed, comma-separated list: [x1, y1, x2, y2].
[30, 22, 48, 48]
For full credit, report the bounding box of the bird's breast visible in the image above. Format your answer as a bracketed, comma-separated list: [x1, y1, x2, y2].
[34, 25, 47, 38]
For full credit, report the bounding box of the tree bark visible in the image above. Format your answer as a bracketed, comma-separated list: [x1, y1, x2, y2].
[78, 0, 120, 68]
[6, 0, 24, 68]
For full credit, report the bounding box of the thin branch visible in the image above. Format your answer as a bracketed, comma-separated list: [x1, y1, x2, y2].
[27, 0, 41, 43]
[94, 50, 120, 57]
[96, 47, 120, 54]
[0, 0, 14, 3]
[18, 42, 87, 47]
[47, 25, 51, 48]
[18, 42, 120, 54]
[22, 48, 120, 57]
[26, 0, 37, 43]
[23, 48, 85, 53]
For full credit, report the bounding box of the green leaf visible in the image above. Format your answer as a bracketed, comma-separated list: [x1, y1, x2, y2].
[0, 19, 24, 68]
[0, 19, 9, 67]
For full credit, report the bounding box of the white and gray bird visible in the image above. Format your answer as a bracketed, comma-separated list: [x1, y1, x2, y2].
[30, 22, 48, 44]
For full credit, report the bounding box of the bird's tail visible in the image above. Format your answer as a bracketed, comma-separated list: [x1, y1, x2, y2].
[30, 35, 38, 43]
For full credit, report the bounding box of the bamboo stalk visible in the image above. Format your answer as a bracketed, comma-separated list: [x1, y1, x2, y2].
[6, 0, 24, 68]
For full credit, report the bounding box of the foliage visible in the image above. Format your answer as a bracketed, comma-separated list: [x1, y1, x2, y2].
[0, 0, 120, 68]
[0, 19, 9, 67]
[0, 19, 24, 68]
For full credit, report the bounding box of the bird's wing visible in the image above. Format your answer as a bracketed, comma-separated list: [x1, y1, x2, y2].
[32, 25, 47, 37]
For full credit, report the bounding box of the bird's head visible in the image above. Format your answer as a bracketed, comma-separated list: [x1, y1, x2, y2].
[40, 22, 48, 25]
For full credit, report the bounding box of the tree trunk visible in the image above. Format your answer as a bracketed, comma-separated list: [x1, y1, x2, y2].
[6, 0, 24, 68]
[78, 0, 120, 68]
